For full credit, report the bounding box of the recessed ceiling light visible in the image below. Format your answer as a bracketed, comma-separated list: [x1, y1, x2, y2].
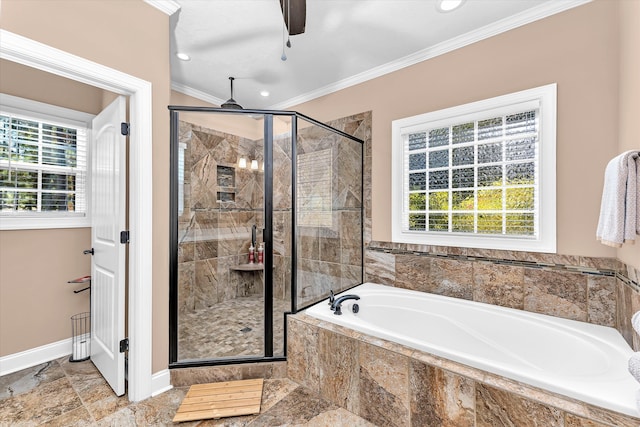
[176, 52, 190, 61]
[436, 0, 465, 12]
[260, 90, 270, 97]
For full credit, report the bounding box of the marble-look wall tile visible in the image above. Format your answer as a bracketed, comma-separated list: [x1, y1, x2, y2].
[287, 317, 320, 392]
[358, 341, 409, 427]
[273, 211, 291, 257]
[427, 258, 473, 300]
[476, 384, 563, 427]
[395, 254, 430, 292]
[524, 269, 588, 321]
[273, 137, 293, 211]
[336, 136, 363, 209]
[297, 259, 342, 307]
[409, 360, 475, 427]
[190, 156, 218, 210]
[319, 215, 341, 264]
[178, 241, 194, 263]
[298, 226, 320, 260]
[473, 262, 525, 309]
[193, 259, 219, 308]
[365, 249, 395, 285]
[341, 210, 363, 266]
[342, 264, 363, 293]
[587, 276, 616, 327]
[617, 277, 640, 349]
[564, 414, 611, 427]
[318, 329, 360, 413]
[170, 361, 288, 387]
[178, 261, 195, 313]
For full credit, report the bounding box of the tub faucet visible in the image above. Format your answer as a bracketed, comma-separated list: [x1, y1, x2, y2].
[331, 294, 360, 315]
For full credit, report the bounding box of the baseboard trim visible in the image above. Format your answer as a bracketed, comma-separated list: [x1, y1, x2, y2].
[0, 338, 72, 377]
[151, 369, 173, 396]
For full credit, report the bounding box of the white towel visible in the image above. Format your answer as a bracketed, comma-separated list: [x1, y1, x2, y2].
[629, 352, 640, 384]
[596, 150, 640, 247]
[633, 311, 640, 336]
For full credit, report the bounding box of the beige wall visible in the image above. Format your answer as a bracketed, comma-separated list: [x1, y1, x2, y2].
[290, 0, 622, 260]
[0, 61, 107, 356]
[617, 0, 640, 270]
[170, 91, 292, 139]
[0, 0, 171, 373]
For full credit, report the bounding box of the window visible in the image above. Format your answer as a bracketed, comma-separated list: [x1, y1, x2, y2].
[0, 94, 93, 230]
[297, 148, 333, 228]
[392, 84, 556, 252]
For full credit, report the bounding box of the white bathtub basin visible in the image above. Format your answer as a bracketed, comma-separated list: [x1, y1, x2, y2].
[305, 282, 638, 418]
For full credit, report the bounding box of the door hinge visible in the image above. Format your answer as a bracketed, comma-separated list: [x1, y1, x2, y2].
[120, 230, 130, 244]
[119, 338, 129, 353]
[121, 122, 130, 136]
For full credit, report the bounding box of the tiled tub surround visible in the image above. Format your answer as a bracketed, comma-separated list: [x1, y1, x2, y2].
[365, 242, 640, 350]
[288, 312, 640, 427]
[305, 283, 637, 417]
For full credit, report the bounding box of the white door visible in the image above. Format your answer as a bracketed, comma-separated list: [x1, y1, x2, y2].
[90, 96, 127, 396]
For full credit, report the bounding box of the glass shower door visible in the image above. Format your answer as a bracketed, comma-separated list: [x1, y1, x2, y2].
[175, 111, 266, 361]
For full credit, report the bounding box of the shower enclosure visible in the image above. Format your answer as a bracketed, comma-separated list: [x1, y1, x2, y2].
[169, 107, 364, 366]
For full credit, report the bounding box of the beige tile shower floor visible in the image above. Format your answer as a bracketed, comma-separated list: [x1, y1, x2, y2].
[0, 357, 374, 426]
[178, 296, 291, 360]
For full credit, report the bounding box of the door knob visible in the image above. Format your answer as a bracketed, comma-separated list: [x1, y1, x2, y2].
[83, 248, 94, 255]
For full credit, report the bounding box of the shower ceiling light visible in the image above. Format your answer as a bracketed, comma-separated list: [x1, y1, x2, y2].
[436, 0, 465, 12]
[260, 90, 270, 97]
[176, 52, 190, 61]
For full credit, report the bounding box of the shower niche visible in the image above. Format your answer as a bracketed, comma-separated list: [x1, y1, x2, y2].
[170, 108, 364, 367]
[216, 165, 236, 202]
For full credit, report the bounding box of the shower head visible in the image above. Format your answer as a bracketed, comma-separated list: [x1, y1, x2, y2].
[220, 77, 243, 109]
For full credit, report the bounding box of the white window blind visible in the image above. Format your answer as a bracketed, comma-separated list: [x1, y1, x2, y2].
[392, 84, 556, 252]
[0, 95, 91, 228]
[297, 148, 333, 227]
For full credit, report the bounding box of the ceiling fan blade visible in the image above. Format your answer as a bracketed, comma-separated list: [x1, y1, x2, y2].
[280, 0, 306, 35]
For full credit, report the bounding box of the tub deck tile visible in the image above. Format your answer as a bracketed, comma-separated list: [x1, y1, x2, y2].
[409, 360, 475, 427]
[358, 341, 410, 427]
[476, 384, 564, 427]
[318, 329, 360, 414]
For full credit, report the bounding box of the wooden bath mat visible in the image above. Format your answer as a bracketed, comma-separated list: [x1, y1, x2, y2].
[172, 378, 264, 423]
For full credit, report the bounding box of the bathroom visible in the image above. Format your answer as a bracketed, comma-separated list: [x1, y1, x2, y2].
[0, 0, 639, 426]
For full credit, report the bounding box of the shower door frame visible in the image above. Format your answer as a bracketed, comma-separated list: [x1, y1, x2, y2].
[168, 106, 364, 368]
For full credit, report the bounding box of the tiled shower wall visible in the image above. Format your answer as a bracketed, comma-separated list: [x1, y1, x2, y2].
[293, 116, 367, 308]
[177, 121, 265, 314]
[176, 114, 369, 314]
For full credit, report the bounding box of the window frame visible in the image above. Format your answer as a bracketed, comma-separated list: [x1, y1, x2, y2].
[0, 94, 94, 230]
[391, 84, 556, 253]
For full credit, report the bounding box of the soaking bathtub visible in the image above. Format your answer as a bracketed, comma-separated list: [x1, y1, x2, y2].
[305, 282, 638, 418]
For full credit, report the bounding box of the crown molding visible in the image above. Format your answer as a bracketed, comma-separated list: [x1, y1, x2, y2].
[268, 0, 591, 110]
[143, 0, 180, 16]
[171, 82, 225, 107]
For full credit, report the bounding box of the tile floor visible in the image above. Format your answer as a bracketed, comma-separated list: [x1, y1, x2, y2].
[0, 356, 374, 426]
[178, 296, 291, 360]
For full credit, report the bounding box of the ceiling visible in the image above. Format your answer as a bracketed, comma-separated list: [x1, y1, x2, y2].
[169, 0, 587, 110]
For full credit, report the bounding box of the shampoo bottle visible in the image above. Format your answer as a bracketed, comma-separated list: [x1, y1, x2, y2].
[257, 242, 264, 264]
[249, 244, 255, 264]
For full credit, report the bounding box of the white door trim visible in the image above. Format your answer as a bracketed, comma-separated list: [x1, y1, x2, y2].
[0, 29, 154, 402]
